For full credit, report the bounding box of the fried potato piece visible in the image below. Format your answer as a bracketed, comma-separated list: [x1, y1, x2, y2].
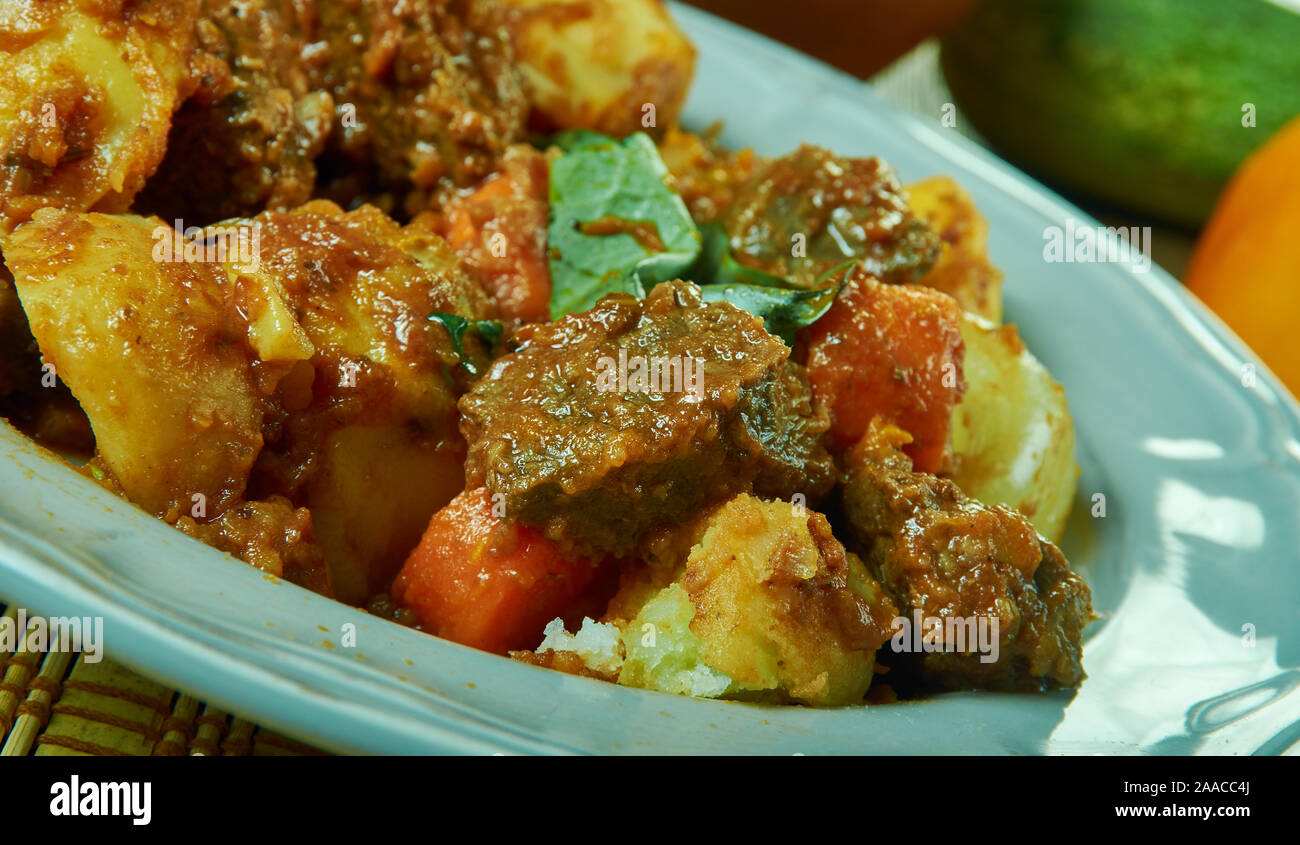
[4, 202, 489, 602]
[842, 421, 1091, 692]
[906, 175, 1003, 322]
[0, 0, 200, 232]
[502, 0, 696, 137]
[2, 209, 265, 518]
[232, 201, 492, 602]
[610, 494, 897, 705]
[949, 313, 1077, 544]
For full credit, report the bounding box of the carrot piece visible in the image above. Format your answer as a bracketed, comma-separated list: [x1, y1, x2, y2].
[434, 149, 552, 325]
[392, 488, 608, 654]
[805, 275, 966, 473]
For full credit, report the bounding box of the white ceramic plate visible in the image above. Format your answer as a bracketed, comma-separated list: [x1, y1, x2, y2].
[2, 5, 1299, 755]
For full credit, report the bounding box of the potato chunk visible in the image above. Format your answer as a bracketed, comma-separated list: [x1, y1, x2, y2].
[612, 495, 897, 705]
[0, 0, 199, 231]
[502, 0, 696, 136]
[949, 313, 1077, 544]
[4, 202, 489, 602]
[231, 201, 492, 602]
[906, 176, 1004, 322]
[3, 209, 264, 517]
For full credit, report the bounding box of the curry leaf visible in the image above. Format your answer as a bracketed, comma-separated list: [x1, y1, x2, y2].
[699, 282, 842, 346]
[429, 312, 503, 376]
[547, 132, 701, 318]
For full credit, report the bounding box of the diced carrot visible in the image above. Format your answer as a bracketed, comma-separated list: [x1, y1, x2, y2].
[392, 488, 609, 654]
[442, 177, 516, 248]
[805, 275, 965, 473]
[435, 149, 552, 325]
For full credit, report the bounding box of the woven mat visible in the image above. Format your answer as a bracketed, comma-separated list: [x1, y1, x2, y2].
[0, 602, 328, 757]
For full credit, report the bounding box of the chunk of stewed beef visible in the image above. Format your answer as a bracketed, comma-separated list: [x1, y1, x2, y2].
[724, 145, 941, 289]
[460, 281, 835, 557]
[841, 421, 1092, 692]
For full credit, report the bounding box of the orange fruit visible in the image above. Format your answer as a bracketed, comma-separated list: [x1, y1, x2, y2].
[1185, 115, 1300, 397]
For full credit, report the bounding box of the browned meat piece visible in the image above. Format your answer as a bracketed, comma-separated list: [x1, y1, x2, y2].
[134, 0, 527, 223]
[174, 495, 331, 595]
[309, 0, 528, 217]
[0, 0, 201, 232]
[841, 420, 1092, 692]
[460, 280, 836, 558]
[134, 0, 332, 223]
[724, 145, 941, 288]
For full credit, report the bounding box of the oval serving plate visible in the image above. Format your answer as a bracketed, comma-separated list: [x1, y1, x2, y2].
[2, 4, 1299, 755]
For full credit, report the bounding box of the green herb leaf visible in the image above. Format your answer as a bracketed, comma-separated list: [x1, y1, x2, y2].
[692, 222, 792, 289]
[546, 132, 855, 343]
[697, 261, 857, 345]
[429, 312, 504, 376]
[547, 132, 701, 318]
[697, 284, 834, 346]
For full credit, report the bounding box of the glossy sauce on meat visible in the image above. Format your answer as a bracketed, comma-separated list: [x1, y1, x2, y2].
[725, 145, 940, 288]
[460, 280, 835, 558]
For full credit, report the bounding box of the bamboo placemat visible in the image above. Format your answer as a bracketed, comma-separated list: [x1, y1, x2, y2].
[0, 601, 329, 757]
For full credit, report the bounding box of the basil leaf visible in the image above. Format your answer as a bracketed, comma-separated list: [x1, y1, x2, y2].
[429, 312, 503, 376]
[547, 132, 701, 318]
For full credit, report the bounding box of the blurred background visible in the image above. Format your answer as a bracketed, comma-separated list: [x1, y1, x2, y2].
[687, 0, 1300, 398]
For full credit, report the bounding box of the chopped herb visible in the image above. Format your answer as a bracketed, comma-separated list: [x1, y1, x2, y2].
[429, 312, 504, 376]
[547, 132, 855, 342]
